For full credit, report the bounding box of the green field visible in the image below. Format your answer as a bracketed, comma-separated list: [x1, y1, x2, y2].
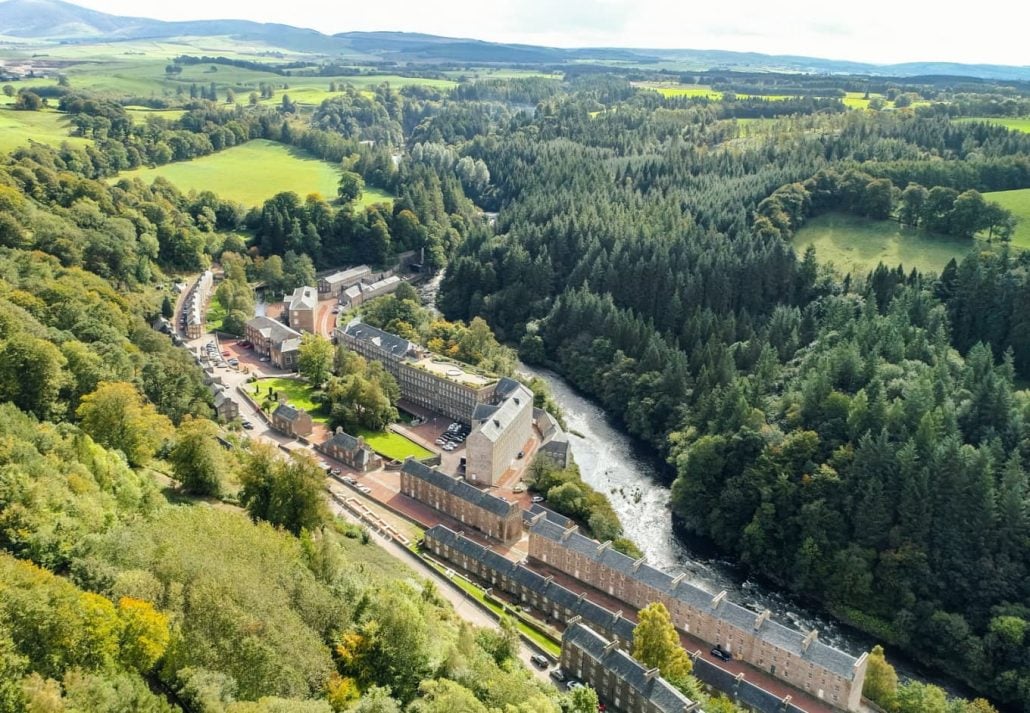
[205, 299, 229, 334]
[635, 83, 721, 99]
[792, 212, 974, 275]
[0, 108, 91, 153]
[252, 378, 430, 459]
[113, 140, 344, 206]
[983, 188, 1030, 249]
[253, 377, 325, 416]
[955, 117, 1030, 133]
[354, 428, 433, 462]
[124, 106, 187, 122]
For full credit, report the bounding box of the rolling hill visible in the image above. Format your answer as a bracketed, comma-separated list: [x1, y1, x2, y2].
[1, 0, 1029, 80]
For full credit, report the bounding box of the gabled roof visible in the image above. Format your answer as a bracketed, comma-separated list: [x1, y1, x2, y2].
[273, 403, 306, 422]
[563, 623, 697, 713]
[326, 430, 361, 451]
[403, 459, 518, 518]
[529, 516, 862, 680]
[287, 285, 317, 312]
[277, 337, 301, 354]
[322, 265, 371, 286]
[342, 319, 414, 359]
[246, 315, 302, 345]
[470, 381, 533, 443]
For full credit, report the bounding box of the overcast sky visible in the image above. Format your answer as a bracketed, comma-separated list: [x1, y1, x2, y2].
[71, 0, 1028, 66]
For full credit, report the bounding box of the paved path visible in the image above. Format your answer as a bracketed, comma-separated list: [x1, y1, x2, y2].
[324, 492, 553, 685]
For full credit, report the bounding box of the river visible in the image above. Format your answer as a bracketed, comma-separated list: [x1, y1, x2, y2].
[517, 363, 969, 693]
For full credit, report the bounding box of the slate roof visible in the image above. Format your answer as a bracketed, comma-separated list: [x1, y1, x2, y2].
[247, 315, 302, 345]
[424, 525, 636, 645]
[326, 430, 361, 451]
[402, 459, 518, 518]
[529, 517, 861, 680]
[472, 403, 499, 421]
[563, 623, 697, 713]
[278, 337, 301, 354]
[342, 319, 414, 358]
[287, 285, 317, 311]
[471, 382, 532, 443]
[273, 403, 305, 422]
[526, 504, 575, 529]
[322, 266, 371, 286]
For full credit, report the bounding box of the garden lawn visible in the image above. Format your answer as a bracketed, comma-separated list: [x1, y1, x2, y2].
[253, 377, 327, 419]
[792, 212, 974, 275]
[983, 188, 1030, 250]
[354, 428, 433, 461]
[112, 140, 343, 207]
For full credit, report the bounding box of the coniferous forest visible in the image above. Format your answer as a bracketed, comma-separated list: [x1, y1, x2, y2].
[0, 27, 1030, 713]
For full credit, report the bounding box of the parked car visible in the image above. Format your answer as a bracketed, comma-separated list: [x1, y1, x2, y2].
[443, 444, 456, 452]
[330, 468, 341, 476]
[517, 450, 525, 459]
[222, 350, 230, 356]
[332, 307, 340, 314]
[241, 421, 254, 430]
[512, 482, 526, 493]
[710, 646, 732, 662]
[228, 359, 239, 366]
[531, 495, 545, 504]
[435, 439, 446, 445]
[357, 485, 372, 494]
[529, 654, 549, 669]
[566, 681, 585, 692]
[549, 669, 566, 683]
[342, 476, 356, 485]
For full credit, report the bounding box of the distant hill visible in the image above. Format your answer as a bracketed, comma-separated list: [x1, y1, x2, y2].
[1, 0, 1029, 81]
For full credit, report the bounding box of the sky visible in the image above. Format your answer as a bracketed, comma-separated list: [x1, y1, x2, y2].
[69, 0, 1029, 67]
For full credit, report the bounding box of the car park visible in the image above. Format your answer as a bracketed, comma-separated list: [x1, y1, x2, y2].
[710, 646, 732, 662]
[530, 654, 549, 669]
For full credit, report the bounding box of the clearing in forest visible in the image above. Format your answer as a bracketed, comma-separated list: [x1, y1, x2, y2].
[791, 212, 975, 275]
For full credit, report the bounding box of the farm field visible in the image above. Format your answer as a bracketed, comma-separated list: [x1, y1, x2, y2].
[111, 140, 344, 206]
[983, 188, 1030, 249]
[124, 106, 187, 122]
[954, 117, 1030, 133]
[634, 83, 721, 99]
[0, 108, 90, 153]
[791, 212, 974, 275]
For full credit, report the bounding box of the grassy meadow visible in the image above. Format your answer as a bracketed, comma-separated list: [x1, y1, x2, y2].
[792, 212, 974, 275]
[983, 188, 1030, 249]
[0, 107, 90, 153]
[112, 140, 344, 206]
[954, 117, 1030, 133]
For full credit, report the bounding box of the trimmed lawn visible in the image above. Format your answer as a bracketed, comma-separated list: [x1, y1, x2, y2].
[111, 139, 344, 207]
[252, 377, 327, 419]
[983, 188, 1030, 250]
[355, 428, 432, 461]
[792, 212, 975, 275]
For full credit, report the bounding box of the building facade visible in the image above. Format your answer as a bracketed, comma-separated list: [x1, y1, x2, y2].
[245, 316, 302, 365]
[286, 285, 317, 333]
[401, 459, 522, 543]
[319, 429, 382, 472]
[337, 319, 497, 422]
[212, 392, 238, 421]
[183, 270, 213, 340]
[528, 517, 867, 712]
[340, 275, 402, 308]
[271, 336, 300, 370]
[562, 622, 700, 713]
[271, 404, 313, 438]
[425, 525, 637, 647]
[466, 377, 534, 485]
[318, 265, 371, 297]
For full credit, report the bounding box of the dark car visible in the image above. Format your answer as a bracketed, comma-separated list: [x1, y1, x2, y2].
[530, 654, 549, 669]
[549, 668, 566, 683]
[241, 421, 254, 430]
[710, 646, 732, 662]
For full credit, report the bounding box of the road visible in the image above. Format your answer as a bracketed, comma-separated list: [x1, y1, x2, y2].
[170, 282, 553, 685]
[326, 486, 554, 684]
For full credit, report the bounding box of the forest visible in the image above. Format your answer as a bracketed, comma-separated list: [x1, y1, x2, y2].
[436, 76, 1030, 709]
[2, 50, 1030, 712]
